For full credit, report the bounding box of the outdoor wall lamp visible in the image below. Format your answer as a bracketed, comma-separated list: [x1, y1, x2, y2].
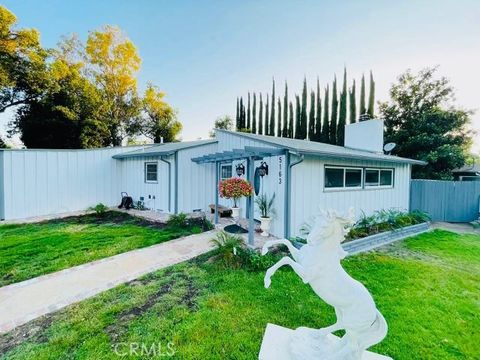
[258, 161, 269, 177]
[236, 163, 245, 177]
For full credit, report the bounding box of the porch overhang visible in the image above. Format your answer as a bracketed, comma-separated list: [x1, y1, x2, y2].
[192, 146, 286, 246]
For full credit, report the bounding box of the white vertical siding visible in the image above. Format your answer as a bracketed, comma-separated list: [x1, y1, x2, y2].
[118, 156, 172, 213]
[290, 156, 410, 237]
[1, 147, 141, 220]
[177, 143, 218, 213]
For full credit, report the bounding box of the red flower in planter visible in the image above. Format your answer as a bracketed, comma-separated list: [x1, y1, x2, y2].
[219, 177, 253, 207]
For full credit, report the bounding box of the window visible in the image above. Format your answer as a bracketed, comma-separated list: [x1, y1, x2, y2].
[365, 168, 394, 188]
[324, 166, 393, 190]
[221, 164, 233, 180]
[145, 162, 158, 183]
[325, 167, 363, 189]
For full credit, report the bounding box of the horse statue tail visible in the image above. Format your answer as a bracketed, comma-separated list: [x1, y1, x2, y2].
[358, 310, 388, 350]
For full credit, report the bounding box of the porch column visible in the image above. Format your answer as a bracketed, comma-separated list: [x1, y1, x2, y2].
[214, 161, 219, 225]
[247, 156, 255, 246]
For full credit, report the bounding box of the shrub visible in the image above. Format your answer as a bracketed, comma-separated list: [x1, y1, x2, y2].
[210, 231, 283, 270]
[167, 213, 188, 228]
[345, 209, 430, 241]
[88, 203, 108, 216]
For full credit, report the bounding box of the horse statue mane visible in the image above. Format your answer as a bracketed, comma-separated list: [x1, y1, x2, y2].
[261, 207, 389, 360]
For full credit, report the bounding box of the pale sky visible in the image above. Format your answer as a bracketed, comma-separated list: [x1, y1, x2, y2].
[1, 0, 479, 153]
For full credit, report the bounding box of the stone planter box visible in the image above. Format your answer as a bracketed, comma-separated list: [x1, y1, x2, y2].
[342, 222, 430, 255]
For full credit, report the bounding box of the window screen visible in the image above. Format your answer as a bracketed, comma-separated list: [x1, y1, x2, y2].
[365, 169, 380, 186]
[325, 168, 345, 188]
[380, 169, 393, 186]
[345, 169, 362, 187]
[145, 162, 158, 182]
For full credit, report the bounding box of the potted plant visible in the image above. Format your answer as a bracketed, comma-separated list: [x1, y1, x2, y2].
[219, 177, 253, 218]
[255, 193, 275, 236]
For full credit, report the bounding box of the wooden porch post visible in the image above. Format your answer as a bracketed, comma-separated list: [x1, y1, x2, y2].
[215, 161, 219, 225]
[247, 156, 255, 246]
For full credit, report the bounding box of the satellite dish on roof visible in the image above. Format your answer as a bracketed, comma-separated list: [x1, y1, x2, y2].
[383, 142, 396, 155]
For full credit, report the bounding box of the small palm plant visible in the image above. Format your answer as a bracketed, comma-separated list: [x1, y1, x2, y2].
[255, 193, 276, 218]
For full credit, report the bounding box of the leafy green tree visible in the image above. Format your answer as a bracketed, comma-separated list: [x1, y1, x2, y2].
[282, 82, 288, 137]
[337, 68, 347, 146]
[380, 68, 473, 179]
[321, 85, 330, 143]
[0, 135, 5, 148]
[349, 80, 356, 123]
[134, 84, 181, 143]
[269, 79, 275, 136]
[252, 93, 257, 134]
[288, 101, 294, 138]
[308, 90, 315, 140]
[359, 73, 366, 118]
[265, 96, 269, 135]
[0, 6, 51, 113]
[367, 71, 375, 118]
[294, 95, 301, 139]
[86, 26, 141, 145]
[13, 54, 106, 149]
[238, 97, 244, 130]
[258, 93, 263, 135]
[314, 78, 322, 141]
[246, 92, 251, 130]
[210, 115, 233, 137]
[330, 76, 338, 144]
[277, 98, 282, 137]
[300, 78, 308, 139]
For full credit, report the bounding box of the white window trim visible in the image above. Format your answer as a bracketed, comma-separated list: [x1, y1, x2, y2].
[220, 163, 233, 180]
[145, 161, 158, 184]
[324, 166, 364, 191]
[364, 168, 394, 189]
[324, 165, 394, 192]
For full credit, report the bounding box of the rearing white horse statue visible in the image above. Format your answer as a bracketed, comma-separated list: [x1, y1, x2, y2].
[262, 208, 388, 360]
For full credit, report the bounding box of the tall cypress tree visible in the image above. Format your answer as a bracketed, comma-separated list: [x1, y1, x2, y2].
[295, 95, 301, 139]
[300, 78, 308, 139]
[258, 94, 263, 135]
[277, 98, 282, 137]
[367, 71, 375, 118]
[236, 97, 240, 130]
[337, 68, 347, 146]
[282, 82, 288, 137]
[359, 74, 366, 118]
[252, 93, 257, 134]
[314, 77, 322, 141]
[246, 92, 251, 130]
[270, 79, 276, 136]
[330, 76, 338, 144]
[308, 90, 315, 140]
[288, 101, 294, 138]
[349, 80, 356, 123]
[265, 96, 269, 135]
[321, 85, 330, 143]
[238, 97, 244, 130]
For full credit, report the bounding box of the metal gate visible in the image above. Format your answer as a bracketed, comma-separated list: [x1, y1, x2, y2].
[410, 180, 480, 222]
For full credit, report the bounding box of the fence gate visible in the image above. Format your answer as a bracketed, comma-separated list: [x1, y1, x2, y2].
[410, 180, 480, 222]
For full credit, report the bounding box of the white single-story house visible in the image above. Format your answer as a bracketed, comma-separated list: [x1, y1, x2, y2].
[0, 119, 425, 240]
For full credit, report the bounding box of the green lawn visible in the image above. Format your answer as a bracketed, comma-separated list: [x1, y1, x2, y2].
[1, 230, 479, 359]
[0, 212, 209, 287]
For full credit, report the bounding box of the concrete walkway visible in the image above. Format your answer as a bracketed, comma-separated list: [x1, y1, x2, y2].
[0, 230, 217, 334]
[431, 222, 480, 235]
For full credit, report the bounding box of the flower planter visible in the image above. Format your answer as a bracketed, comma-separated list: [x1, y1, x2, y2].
[231, 206, 241, 218]
[260, 217, 272, 237]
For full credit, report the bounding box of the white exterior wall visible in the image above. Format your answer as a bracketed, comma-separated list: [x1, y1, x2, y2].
[177, 143, 218, 213]
[216, 131, 286, 238]
[1, 147, 143, 220]
[290, 156, 411, 237]
[118, 155, 173, 213]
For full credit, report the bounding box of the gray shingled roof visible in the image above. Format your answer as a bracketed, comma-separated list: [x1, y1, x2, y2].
[216, 130, 426, 165]
[112, 139, 217, 159]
